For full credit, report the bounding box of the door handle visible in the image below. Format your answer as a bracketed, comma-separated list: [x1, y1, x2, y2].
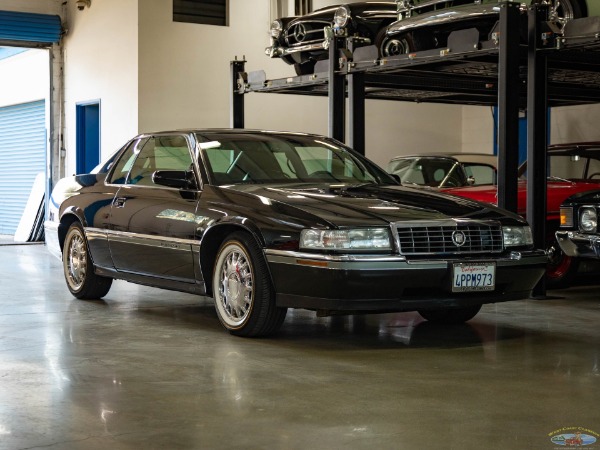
[113, 197, 127, 208]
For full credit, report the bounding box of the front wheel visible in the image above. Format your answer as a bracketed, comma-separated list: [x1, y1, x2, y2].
[534, 0, 584, 27]
[418, 305, 482, 324]
[213, 232, 287, 337]
[546, 236, 579, 289]
[63, 222, 112, 299]
[376, 29, 435, 58]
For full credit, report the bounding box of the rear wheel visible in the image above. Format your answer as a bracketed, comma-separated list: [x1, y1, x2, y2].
[63, 222, 112, 299]
[213, 232, 287, 337]
[418, 305, 482, 324]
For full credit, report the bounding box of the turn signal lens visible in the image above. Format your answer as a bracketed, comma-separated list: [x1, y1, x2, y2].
[560, 206, 573, 227]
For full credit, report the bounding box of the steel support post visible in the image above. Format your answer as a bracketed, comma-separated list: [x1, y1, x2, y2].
[328, 37, 346, 142]
[527, 4, 549, 296]
[496, 2, 521, 213]
[348, 40, 365, 155]
[230, 58, 246, 129]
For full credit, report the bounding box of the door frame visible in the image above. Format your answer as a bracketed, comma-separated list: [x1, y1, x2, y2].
[75, 100, 101, 174]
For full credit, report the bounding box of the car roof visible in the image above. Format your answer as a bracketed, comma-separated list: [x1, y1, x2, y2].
[389, 152, 497, 165]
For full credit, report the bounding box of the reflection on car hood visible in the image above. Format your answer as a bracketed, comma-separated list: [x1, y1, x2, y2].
[216, 183, 523, 227]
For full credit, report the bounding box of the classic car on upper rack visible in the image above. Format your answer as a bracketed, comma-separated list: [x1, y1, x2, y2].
[387, 152, 497, 188]
[265, 2, 398, 75]
[441, 142, 600, 287]
[45, 129, 546, 337]
[556, 189, 600, 261]
[378, 0, 595, 58]
[266, 0, 596, 74]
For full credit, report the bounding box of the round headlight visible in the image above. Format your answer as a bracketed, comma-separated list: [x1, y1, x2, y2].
[333, 6, 350, 29]
[579, 207, 597, 233]
[270, 19, 283, 38]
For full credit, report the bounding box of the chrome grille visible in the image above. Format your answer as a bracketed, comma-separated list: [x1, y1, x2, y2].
[285, 21, 329, 46]
[395, 222, 503, 255]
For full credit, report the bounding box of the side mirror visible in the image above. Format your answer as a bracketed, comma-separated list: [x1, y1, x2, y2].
[152, 170, 196, 189]
[466, 176, 476, 186]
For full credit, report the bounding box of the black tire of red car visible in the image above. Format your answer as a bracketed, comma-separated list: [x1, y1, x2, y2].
[63, 222, 113, 299]
[376, 29, 435, 58]
[418, 304, 482, 324]
[212, 231, 287, 337]
[545, 235, 579, 289]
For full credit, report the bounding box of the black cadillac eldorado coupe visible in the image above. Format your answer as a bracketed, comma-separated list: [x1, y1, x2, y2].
[45, 129, 546, 337]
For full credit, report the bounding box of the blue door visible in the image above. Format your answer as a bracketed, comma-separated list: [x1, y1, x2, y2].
[76, 102, 100, 174]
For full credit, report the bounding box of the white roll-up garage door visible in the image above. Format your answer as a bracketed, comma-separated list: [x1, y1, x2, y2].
[0, 100, 46, 235]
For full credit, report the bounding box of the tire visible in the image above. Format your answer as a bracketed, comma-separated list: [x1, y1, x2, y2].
[212, 232, 287, 337]
[294, 60, 316, 76]
[546, 236, 579, 289]
[63, 222, 112, 299]
[376, 29, 435, 58]
[534, 0, 584, 26]
[418, 304, 482, 324]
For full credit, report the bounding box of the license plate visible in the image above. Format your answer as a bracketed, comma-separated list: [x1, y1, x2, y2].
[452, 263, 496, 292]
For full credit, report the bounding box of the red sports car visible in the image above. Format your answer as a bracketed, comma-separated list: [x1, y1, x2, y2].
[443, 142, 600, 287]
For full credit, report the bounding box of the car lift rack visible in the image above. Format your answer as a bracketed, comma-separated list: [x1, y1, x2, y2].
[230, 2, 600, 295]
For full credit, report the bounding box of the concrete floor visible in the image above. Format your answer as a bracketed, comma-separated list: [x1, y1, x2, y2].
[0, 244, 599, 450]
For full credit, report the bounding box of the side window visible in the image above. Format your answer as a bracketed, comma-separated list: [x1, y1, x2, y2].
[107, 139, 145, 184]
[463, 164, 497, 185]
[127, 135, 194, 186]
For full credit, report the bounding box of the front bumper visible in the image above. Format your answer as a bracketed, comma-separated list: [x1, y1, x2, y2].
[265, 41, 327, 59]
[266, 249, 547, 313]
[556, 230, 600, 258]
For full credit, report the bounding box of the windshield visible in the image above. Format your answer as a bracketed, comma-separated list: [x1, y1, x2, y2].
[518, 152, 600, 181]
[387, 157, 467, 187]
[199, 133, 396, 186]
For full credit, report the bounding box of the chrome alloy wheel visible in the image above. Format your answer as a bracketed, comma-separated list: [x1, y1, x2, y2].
[65, 228, 88, 291]
[215, 242, 254, 328]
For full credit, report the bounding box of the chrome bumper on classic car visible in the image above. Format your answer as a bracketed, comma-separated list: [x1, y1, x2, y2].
[265, 41, 327, 58]
[266, 249, 547, 312]
[556, 230, 600, 258]
[387, 3, 502, 36]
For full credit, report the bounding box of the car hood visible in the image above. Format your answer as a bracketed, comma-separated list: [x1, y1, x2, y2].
[444, 179, 600, 215]
[214, 183, 524, 228]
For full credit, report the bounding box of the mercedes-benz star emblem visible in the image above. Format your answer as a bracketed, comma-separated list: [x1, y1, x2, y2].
[452, 230, 467, 247]
[294, 23, 307, 42]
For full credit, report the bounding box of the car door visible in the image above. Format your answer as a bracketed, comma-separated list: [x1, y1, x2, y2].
[107, 133, 199, 282]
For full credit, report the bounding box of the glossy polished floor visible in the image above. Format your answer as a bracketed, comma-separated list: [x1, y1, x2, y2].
[1, 244, 599, 450]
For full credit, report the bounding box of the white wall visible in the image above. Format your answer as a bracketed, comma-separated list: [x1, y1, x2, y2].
[461, 103, 600, 154]
[0, 50, 49, 108]
[462, 106, 495, 153]
[62, 0, 139, 175]
[0, 0, 61, 15]
[551, 104, 600, 143]
[137, 0, 463, 167]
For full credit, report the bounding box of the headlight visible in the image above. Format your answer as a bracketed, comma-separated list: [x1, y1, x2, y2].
[502, 226, 533, 247]
[270, 19, 283, 38]
[560, 206, 573, 227]
[300, 228, 392, 250]
[579, 207, 597, 233]
[333, 6, 350, 29]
